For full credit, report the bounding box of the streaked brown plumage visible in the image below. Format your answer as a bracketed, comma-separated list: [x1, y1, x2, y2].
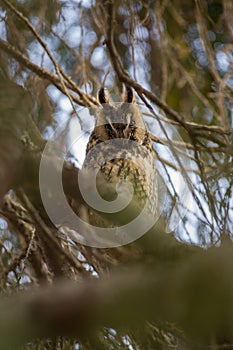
[82, 86, 156, 227]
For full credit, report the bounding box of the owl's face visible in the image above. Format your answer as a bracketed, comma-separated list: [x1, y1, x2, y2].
[90, 86, 151, 148]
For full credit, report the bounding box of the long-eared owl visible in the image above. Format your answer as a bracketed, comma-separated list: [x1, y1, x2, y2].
[81, 86, 157, 231]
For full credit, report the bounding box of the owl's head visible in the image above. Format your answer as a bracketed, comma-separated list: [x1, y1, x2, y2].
[93, 85, 148, 142]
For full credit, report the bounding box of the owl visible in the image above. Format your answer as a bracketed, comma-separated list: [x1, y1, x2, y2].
[81, 85, 157, 231]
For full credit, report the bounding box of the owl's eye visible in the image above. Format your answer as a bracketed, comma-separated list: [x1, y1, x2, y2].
[105, 124, 111, 130]
[98, 87, 109, 104]
[129, 120, 136, 126]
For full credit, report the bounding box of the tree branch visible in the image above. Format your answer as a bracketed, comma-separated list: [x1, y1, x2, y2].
[1, 239, 233, 347]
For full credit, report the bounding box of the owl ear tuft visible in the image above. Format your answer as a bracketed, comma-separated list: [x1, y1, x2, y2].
[123, 85, 135, 103]
[97, 87, 110, 104]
